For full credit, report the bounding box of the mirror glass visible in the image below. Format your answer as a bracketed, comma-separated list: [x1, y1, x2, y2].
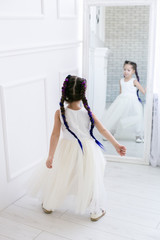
[88, 5, 150, 159]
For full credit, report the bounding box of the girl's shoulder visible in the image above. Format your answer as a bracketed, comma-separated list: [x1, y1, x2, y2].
[55, 109, 61, 119]
[120, 78, 128, 84]
[132, 78, 137, 84]
[129, 78, 137, 86]
[55, 109, 60, 115]
[132, 78, 137, 82]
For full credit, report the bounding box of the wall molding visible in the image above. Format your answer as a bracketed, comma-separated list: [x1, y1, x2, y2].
[0, 76, 48, 181]
[0, 0, 45, 19]
[0, 41, 82, 58]
[86, 0, 154, 6]
[57, 0, 77, 19]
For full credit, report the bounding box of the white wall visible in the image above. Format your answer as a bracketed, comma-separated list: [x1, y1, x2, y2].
[154, 0, 160, 92]
[0, 0, 83, 210]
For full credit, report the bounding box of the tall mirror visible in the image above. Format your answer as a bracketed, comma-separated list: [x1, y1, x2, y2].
[83, 0, 156, 164]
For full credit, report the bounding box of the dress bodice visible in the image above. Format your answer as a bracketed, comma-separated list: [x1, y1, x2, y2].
[60, 107, 91, 140]
[120, 78, 137, 95]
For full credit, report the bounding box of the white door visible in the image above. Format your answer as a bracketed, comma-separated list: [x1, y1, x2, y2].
[0, 0, 82, 210]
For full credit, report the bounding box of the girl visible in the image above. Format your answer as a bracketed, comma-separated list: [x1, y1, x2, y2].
[102, 61, 146, 143]
[28, 75, 126, 221]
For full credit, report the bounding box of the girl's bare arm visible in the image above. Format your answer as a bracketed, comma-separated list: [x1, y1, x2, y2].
[119, 79, 122, 94]
[92, 113, 126, 156]
[134, 80, 146, 95]
[46, 110, 61, 168]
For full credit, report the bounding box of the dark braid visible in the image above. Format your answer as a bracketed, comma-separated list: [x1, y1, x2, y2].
[81, 80, 104, 149]
[124, 60, 142, 103]
[59, 75, 104, 151]
[135, 69, 142, 103]
[60, 75, 83, 150]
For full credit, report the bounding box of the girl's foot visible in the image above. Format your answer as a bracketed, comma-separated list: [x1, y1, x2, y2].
[41, 204, 52, 214]
[102, 137, 108, 141]
[136, 136, 144, 143]
[90, 209, 106, 221]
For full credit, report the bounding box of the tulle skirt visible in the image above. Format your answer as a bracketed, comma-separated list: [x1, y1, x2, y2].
[102, 93, 144, 139]
[27, 138, 106, 214]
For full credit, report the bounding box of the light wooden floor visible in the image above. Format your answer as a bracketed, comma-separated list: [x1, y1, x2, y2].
[0, 161, 160, 240]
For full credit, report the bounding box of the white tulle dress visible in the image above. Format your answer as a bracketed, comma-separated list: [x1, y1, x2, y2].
[28, 107, 106, 214]
[102, 78, 144, 140]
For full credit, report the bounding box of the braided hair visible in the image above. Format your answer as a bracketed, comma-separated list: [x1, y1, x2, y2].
[124, 60, 142, 103]
[59, 75, 104, 151]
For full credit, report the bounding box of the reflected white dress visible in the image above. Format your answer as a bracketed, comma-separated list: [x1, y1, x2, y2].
[28, 107, 106, 214]
[102, 78, 143, 140]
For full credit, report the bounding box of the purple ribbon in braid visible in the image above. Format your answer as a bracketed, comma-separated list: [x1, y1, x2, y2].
[60, 76, 84, 152]
[81, 81, 105, 150]
[135, 69, 142, 103]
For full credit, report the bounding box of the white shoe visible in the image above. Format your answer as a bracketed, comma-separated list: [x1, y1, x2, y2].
[102, 137, 108, 141]
[90, 209, 106, 221]
[41, 204, 52, 214]
[136, 137, 144, 143]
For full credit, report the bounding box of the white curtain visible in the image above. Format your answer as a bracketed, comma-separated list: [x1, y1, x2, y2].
[150, 93, 160, 167]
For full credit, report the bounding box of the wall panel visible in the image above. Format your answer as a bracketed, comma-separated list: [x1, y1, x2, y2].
[0, 0, 44, 18]
[0, 77, 48, 181]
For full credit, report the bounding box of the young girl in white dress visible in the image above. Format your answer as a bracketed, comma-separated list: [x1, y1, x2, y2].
[28, 75, 126, 221]
[102, 61, 146, 142]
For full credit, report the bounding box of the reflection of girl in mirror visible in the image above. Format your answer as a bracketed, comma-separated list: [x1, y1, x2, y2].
[28, 75, 126, 222]
[102, 60, 146, 143]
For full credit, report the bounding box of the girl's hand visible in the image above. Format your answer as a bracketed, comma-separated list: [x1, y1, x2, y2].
[46, 157, 53, 168]
[115, 144, 126, 156]
[144, 87, 147, 94]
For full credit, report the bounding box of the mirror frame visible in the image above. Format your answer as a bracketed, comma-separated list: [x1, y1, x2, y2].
[83, 0, 157, 165]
